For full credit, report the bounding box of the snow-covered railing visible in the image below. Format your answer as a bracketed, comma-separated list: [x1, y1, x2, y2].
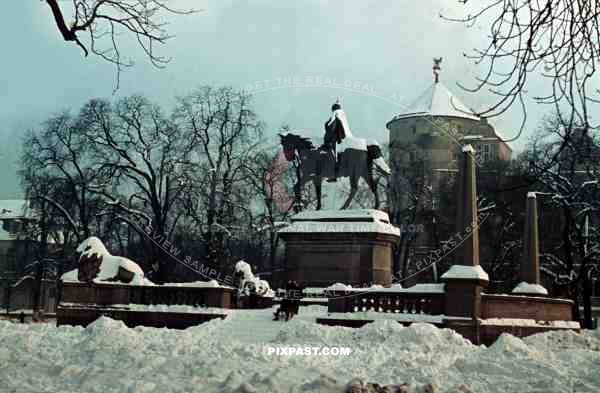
[328, 285, 445, 315]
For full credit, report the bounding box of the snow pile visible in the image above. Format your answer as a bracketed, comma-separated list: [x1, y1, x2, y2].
[61, 237, 153, 286]
[235, 260, 274, 297]
[512, 281, 549, 295]
[0, 307, 597, 393]
[125, 304, 231, 314]
[327, 311, 445, 324]
[480, 318, 580, 328]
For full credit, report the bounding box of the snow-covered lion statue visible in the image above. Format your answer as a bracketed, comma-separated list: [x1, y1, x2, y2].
[61, 237, 152, 285]
[234, 260, 273, 297]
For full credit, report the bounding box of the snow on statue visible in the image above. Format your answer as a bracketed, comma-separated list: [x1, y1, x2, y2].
[278, 98, 391, 210]
[61, 237, 153, 285]
[234, 260, 273, 297]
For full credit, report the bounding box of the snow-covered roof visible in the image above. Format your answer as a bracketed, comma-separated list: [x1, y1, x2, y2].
[391, 81, 480, 122]
[0, 200, 32, 219]
[0, 200, 36, 241]
[441, 264, 489, 282]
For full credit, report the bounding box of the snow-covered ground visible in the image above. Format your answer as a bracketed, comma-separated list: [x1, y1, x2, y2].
[0, 305, 599, 393]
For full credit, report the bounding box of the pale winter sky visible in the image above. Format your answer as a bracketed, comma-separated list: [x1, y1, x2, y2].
[1, 0, 552, 198]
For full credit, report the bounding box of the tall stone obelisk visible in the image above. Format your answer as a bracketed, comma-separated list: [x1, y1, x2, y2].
[454, 144, 480, 267]
[442, 145, 489, 318]
[512, 192, 548, 295]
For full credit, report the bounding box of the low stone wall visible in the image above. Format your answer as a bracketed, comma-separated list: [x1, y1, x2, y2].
[58, 281, 235, 328]
[321, 287, 579, 345]
[481, 294, 573, 321]
[60, 281, 235, 309]
[0, 277, 57, 313]
[57, 306, 226, 329]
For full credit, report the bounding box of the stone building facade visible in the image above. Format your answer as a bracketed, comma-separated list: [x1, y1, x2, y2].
[385, 63, 512, 284]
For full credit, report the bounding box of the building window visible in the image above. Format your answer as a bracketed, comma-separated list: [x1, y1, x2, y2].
[432, 196, 439, 211]
[483, 144, 491, 162]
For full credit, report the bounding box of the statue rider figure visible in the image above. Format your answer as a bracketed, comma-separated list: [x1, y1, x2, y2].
[323, 99, 346, 182]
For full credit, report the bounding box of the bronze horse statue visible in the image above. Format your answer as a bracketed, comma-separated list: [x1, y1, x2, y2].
[279, 133, 390, 210]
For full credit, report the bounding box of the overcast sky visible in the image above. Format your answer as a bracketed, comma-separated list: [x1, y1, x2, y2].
[1, 0, 551, 199]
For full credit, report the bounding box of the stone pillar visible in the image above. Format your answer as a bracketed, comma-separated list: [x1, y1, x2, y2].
[512, 192, 548, 295]
[454, 145, 480, 267]
[442, 145, 489, 321]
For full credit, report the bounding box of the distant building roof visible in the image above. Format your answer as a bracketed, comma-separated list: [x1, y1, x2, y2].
[0, 200, 33, 220]
[0, 200, 35, 241]
[391, 81, 480, 122]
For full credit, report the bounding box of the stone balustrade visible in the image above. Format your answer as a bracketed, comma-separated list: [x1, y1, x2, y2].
[327, 287, 445, 315]
[60, 281, 235, 308]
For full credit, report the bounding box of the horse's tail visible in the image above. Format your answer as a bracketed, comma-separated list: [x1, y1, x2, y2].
[367, 143, 391, 175]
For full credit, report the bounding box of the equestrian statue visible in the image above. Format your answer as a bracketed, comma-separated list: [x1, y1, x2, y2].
[279, 99, 390, 211]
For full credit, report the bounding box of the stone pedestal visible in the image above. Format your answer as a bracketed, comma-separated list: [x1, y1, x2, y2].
[277, 209, 400, 288]
[442, 268, 488, 318]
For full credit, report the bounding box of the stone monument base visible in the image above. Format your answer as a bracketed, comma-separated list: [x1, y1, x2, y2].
[276, 209, 400, 288]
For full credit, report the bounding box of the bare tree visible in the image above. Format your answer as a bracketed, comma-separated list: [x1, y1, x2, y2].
[80, 96, 194, 282]
[242, 138, 295, 273]
[521, 117, 600, 326]
[175, 87, 263, 271]
[445, 1, 600, 141]
[20, 111, 108, 244]
[44, 0, 196, 89]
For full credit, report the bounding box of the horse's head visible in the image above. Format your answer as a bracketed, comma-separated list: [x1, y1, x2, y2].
[279, 133, 314, 161]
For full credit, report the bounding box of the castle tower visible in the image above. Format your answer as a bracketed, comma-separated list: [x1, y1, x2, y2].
[386, 59, 511, 284]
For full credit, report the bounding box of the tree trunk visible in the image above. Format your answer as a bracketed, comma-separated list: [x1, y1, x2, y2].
[583, 270, 593, 329]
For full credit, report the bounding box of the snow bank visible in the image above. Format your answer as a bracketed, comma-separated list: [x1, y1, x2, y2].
[327, 311, 445, 324]
[0, 306, 597, 393]
[480, 318, 580, 329]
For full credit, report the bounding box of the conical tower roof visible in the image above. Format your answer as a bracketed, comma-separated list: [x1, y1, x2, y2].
[391, 59, 480, 122]
[398, 81, 479, 121]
